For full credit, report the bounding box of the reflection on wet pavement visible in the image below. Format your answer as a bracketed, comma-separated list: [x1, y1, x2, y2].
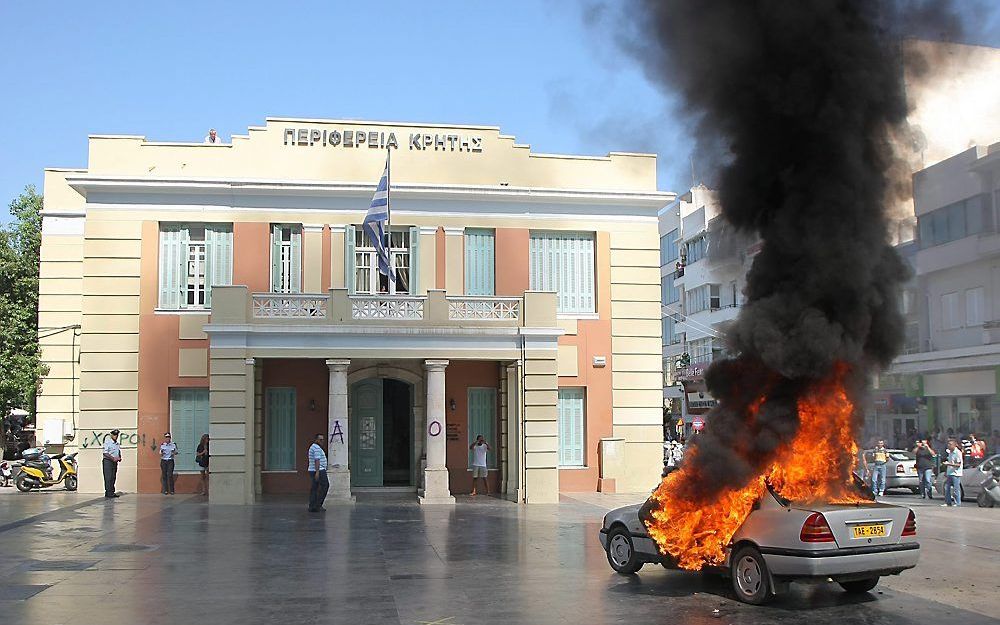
[0, 491, 995, 625]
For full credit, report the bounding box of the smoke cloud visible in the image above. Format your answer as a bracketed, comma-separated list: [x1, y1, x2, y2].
[621, 0, 964, 499]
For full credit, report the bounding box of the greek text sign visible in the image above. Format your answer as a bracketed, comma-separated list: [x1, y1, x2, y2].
[283, 127, 483, 153]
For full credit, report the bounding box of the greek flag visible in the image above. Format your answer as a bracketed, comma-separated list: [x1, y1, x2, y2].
[362, 159, 395, 283]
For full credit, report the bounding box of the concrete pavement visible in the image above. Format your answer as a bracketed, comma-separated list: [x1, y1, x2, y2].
[0, 488, 996, 624]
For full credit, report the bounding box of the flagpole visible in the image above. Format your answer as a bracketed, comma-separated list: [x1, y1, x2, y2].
[385, 148, 392, 291]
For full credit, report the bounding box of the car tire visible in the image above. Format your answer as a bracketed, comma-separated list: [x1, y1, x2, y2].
[605, 527, 643, 575]
[730, 545, 772, 605]
[14, 472, 34, 493]
[839, 577, 880, 594]
[64, 475, 78, 491]
[909, 487, 920, 494]
[977, 490, 994, 508]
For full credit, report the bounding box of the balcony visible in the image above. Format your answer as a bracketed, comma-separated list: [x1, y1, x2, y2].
[204, 286, 561, 359]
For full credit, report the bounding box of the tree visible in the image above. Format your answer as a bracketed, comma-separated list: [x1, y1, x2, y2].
[0, 186, 48, 431]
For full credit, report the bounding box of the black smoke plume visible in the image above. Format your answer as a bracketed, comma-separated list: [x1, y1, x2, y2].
[623, 0, 962, 499]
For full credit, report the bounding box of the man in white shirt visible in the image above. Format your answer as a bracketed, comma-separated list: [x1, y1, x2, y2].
[102, 429, 122, 498]
[469, 435, 491, 496]
[942, 439, 964, 507]
[307, 433, 329, 512]
[204, 128, 223, 144]
[159, 433, 178, 495]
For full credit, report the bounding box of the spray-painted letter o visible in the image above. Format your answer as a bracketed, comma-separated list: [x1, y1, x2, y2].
[428, 420, 442, 437]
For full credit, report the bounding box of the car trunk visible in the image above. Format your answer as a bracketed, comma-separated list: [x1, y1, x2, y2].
[797, 502, 910, 548]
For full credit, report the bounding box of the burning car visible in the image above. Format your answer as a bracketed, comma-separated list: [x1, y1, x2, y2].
[599, 481, 919, 605]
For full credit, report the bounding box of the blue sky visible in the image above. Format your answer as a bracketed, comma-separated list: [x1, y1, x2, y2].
[1, 1, 997, 221]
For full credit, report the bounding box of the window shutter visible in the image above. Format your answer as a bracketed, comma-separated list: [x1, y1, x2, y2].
[290, 226, 302, 293]
[528, 232, 594, 314]
[467, 388, 497, 468]
[159, 226, 180, 309]
[270, 225, 281, 292]
[158, 225, 189, 309]
[558, 388, 585, 467]
[265, 388, 296, 471]
[465, 229, 495, 296]
[170, 388, 209, 473]
[204, 224, 232, 307]
[345, 225, 356, 295]
[409, 226, 420, 295]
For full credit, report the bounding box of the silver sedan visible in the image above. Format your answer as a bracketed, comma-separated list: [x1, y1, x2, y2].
[935, 455, 1000, 507]
[599, 487, 919, 605]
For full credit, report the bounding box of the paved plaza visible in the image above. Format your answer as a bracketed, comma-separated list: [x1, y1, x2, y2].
[0, 489, 997, 625]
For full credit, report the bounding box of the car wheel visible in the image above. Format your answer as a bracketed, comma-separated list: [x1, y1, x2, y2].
[730, 546, 772, 605]
[605, 527, 643, 575]
[14, 473, 34, 493]
[909, 487, 920, 495]
[64, 475, 78, 491]
[977, 490, 994, 508]
[839, 577, 879, 594]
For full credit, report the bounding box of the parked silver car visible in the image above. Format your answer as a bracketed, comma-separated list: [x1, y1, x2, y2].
[599, 485, 919, 605]
[862, 449, 920, 493]
[935, 454, 1000, 507]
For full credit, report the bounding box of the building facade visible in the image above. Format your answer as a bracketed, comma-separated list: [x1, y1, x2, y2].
[659, 186, 751, 438]
[885, 145, 1000, 443]
[37, 118, 672, 504]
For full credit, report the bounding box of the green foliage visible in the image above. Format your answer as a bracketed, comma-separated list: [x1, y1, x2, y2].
[0, 186, 48, 422]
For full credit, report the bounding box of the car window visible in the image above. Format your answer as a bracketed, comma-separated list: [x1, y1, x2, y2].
[889, 451, 914, 461]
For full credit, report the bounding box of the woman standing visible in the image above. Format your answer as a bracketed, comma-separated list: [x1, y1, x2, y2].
[195, 433, 210, 496]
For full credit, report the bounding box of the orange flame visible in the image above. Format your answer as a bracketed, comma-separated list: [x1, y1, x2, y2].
[645, 364, 864, 570]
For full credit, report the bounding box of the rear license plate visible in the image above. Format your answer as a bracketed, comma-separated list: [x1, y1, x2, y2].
[852, 524, 887, 538]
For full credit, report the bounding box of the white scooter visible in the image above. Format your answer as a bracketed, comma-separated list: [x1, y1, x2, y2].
[0, 460, 15, 487]
[980, 462, 1000, 508]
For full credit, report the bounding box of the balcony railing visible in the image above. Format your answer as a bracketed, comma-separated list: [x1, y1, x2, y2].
[209, 286, 547, 329]
[448, 296, 521, 321]
[351, 296, 424, 320]
[252, 294, 328, 319]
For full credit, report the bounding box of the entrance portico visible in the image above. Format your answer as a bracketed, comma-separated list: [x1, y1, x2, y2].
[205, 286, 562, 505]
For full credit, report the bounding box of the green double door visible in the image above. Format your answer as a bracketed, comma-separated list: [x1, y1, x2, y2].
[351, 379, 384, 487]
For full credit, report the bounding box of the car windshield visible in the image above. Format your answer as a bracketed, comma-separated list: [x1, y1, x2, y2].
[889, 451, 914, 461]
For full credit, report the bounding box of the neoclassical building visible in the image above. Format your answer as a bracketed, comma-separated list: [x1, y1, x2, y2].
[37, 117, 671, 504]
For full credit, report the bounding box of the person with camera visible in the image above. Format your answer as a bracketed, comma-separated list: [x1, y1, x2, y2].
[913, 438, 937, 500]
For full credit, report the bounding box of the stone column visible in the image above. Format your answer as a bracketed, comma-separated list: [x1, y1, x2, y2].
[326, 359, 354, 502]
[419, 359, 455, 505]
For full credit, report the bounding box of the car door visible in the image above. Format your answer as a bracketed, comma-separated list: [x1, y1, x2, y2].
[964, 455, 999, 497]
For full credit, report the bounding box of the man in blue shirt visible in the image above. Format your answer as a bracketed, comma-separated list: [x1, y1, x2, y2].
[307, 433, 329, 512]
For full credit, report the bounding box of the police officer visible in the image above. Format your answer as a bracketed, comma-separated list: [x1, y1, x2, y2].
[103, 429, 122, 498]
[159, 432, 178, 495]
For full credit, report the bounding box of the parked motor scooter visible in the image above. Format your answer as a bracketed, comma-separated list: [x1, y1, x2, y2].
[15, 447, 78, 492]
[979, 461, 1000, 508]
[0, 460, 15, 487]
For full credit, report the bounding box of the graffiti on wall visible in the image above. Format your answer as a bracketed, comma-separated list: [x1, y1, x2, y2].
[77, 429, 171, 452]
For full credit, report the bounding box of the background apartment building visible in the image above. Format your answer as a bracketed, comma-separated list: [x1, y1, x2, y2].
[36, 118, 672, 504]
[880, 145, 1000, 445]
[659, 186, 752, 437]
